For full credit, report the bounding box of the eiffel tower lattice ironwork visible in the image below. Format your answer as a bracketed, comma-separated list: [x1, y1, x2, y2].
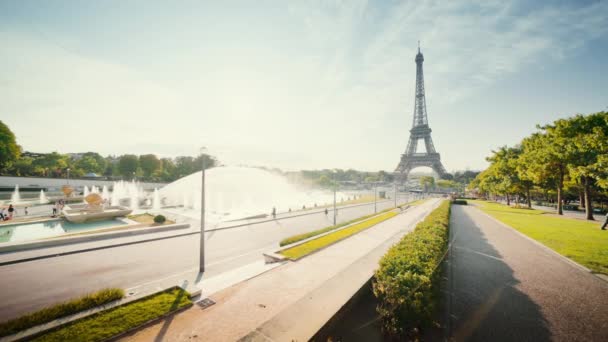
[395, 44, 448, 181]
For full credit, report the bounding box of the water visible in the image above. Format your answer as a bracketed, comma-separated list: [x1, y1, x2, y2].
[159, 166, 345, 223]
[10, 185, 20, 204]
[0, 219, 127, 243]
[39, 190, 48, 204]
[153, 188, 160, 210]
[101, 186, 110, 201]
[83, 186, 90, 198]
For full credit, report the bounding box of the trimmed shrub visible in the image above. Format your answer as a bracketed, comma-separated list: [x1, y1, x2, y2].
[0, 288, 124, 338]
[452, 199, 468, 205]
[153, 215, 166, 224]
[373, 201, 450, 339]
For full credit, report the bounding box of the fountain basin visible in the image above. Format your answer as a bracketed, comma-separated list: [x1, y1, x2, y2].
[62, 205, 133, 223]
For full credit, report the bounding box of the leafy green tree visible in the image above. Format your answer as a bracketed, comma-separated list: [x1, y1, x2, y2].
[419, 176, 435, 192]
[139, 154, 161, 178]
[0, 120, 21, 172]
[118, 154, 139, 178]
[9, 156, 33, 176]
[75, 156, 102, 174]
[520, 130, 570, 215]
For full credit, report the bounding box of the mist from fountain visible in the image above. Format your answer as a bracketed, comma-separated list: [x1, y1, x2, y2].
[39, 190, 49, 204]
[83, 186, 90, 198]
[10, 185, 21, 204]
[101, 186, 110, 201]
[153, 188, 160, 210]
[159, 166, 345, 223]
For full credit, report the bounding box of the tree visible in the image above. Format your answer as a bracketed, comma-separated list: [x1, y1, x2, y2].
[118, 154, 139, 178]
[419, 176, 435, 192]
[561, 112, 608, 219]
[75, 156, 102, 174]
[139, 154, 161, 178]
[520, 131, 570, 215]
[0, 120, 21, 172]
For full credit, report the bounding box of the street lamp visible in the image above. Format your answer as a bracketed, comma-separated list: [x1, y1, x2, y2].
[374, 182, 378, 213]
[199, 147, 207, 273]
[332, 170, 337, 226]
[394, 182, 397, 208]
[66, 168, 70, 185]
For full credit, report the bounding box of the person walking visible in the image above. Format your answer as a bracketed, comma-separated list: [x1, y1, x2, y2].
[52, 202, 58, 217]
[601, 212, 608, 230]
[24, 207, 29, 216]
[8, 205, 14, 220]
[324, 208, 328, 216]
[0, 208, 5, 221]
[271, 207, 276, 219]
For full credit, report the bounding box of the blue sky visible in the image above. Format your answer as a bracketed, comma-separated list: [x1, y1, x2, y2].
[1, 0, 607, 172]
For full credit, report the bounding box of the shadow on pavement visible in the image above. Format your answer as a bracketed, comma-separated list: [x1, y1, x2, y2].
[448, 205, 551, 341]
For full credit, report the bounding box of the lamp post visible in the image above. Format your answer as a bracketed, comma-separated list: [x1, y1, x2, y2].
[199, 147, 207, 273]
[373, 181, 378, 214]
[394, 182, 397, 208]
[66, 168, 70, 185]
[332, 170, 337, 226]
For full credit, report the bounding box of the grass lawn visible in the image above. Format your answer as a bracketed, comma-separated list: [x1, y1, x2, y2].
[33, 287, 191, 342]
[0, 288, 124, 338]
[280, 210, 398, 260]
[471, 200, 608, 275]
[407, 198, 429, 206]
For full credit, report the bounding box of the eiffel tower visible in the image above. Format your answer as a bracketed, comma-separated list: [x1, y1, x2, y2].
[395, 44, 447, 181]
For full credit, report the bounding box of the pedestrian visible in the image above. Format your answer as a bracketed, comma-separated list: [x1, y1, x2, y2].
[0, 208, 5, 221]
[601, 212, 608, 230]
[324, 208, 328, 215]
[8, 204, 14, 219]
[52, 202, 58, 217]
[24, 207, 28, 216]
[272, 207, 276, 219]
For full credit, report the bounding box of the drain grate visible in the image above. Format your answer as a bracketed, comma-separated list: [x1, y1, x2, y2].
[197, 298, 216, 310]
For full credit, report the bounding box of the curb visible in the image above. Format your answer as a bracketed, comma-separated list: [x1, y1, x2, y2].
[471, 206, 608, 284]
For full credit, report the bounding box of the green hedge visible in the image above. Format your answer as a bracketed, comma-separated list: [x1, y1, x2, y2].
[373, 201, 450, 338]
[0, 288, 124, 338]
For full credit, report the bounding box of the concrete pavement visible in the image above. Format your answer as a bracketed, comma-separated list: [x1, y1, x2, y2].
[447, 205, 608, 341]
[118, 199, 442, 342]
[0, 195, 421, 321]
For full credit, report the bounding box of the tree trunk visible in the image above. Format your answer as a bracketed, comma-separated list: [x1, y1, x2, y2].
[557, 170, 564, 215]
[506, 193, 511, 206]
[526, 186, 532, 209]
[584, 176, 594, 220]
[580, 190, 585, 209]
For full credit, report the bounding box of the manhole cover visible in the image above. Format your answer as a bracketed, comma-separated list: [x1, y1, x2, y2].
[197, 298, 216, 310]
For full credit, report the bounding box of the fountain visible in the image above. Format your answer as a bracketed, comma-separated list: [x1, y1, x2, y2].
[63, 193, 132, 223]
[83, 186, 90, 198]
[101, 186, 110, 201]
[159, 166, 345, 223]
[39, 190, 49, 204]
[10, 185, 21, 204]
[152, 188, 160, 210]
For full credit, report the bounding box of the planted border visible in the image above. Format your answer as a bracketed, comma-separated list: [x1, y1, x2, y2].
[280, 210, 398, 260]
[279, 201, 414, 247]
[373, 200, 450, 338]
[32, 287, 191, 342]
[0, 288, 124, 338]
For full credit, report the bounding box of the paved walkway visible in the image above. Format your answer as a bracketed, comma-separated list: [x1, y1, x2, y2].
[448, 205, 608, 341]
[119, 199, 441, 342]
